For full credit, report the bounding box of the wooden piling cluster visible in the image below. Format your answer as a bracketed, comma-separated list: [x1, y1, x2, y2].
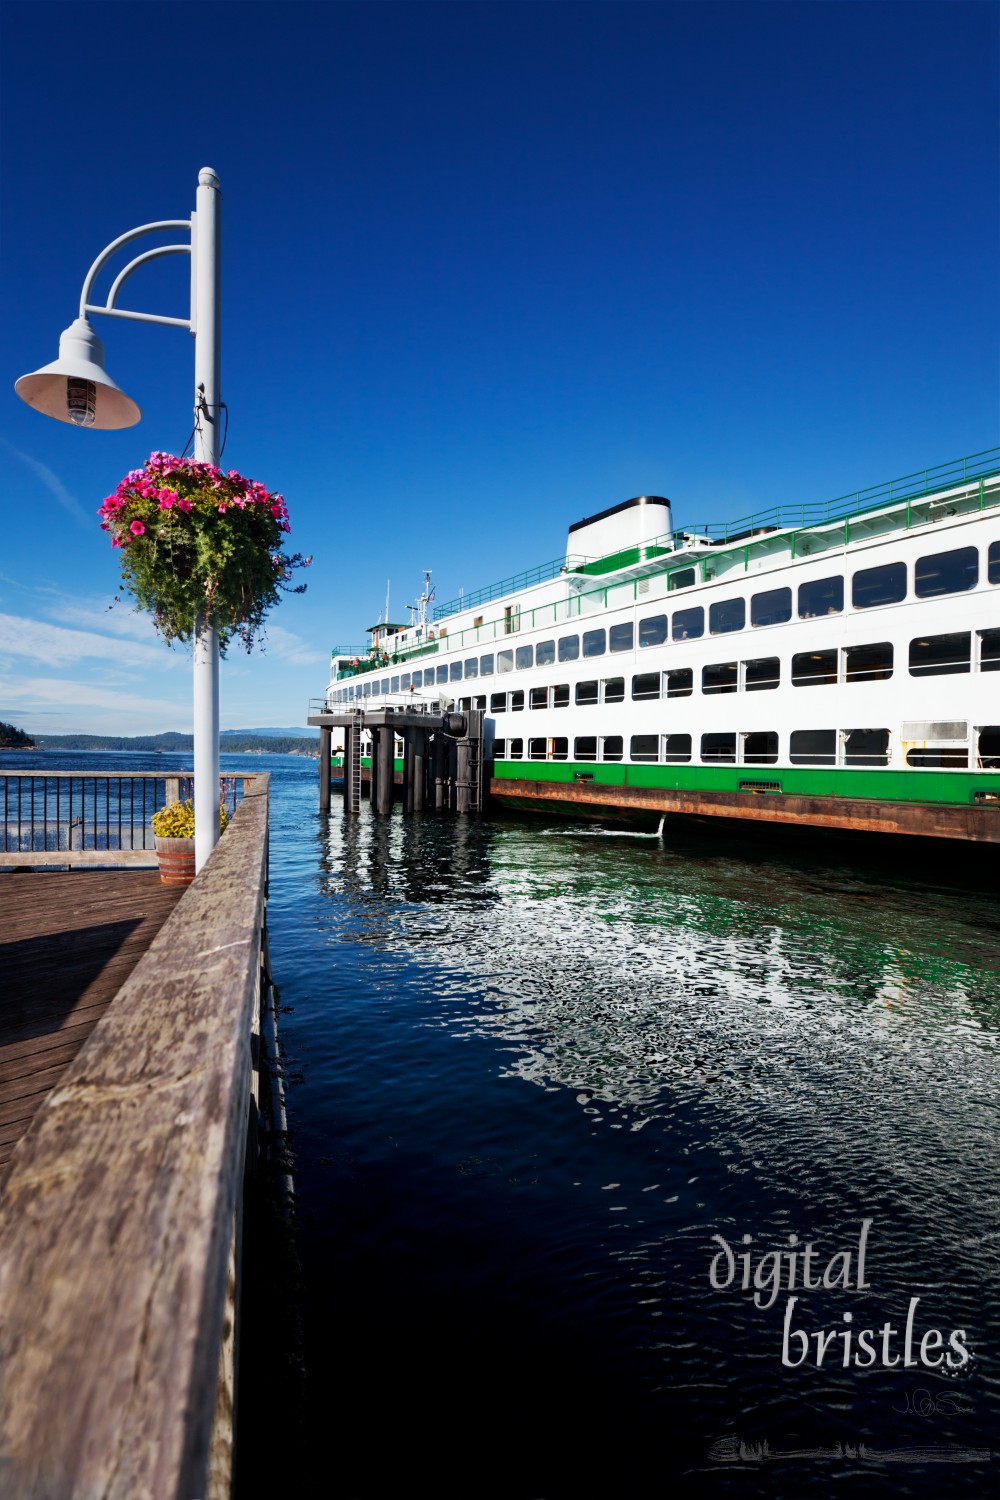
[310, 706, 485, 816]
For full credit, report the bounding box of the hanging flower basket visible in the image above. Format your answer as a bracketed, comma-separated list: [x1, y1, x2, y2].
[99, 453, 310, 651]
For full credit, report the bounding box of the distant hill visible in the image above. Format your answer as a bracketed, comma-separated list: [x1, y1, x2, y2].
[36, 731, 318, 756]
[0, 721, 36, 749]
[221, 727, 317, 739]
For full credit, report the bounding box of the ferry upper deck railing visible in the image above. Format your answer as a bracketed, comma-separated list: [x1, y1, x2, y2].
[0, 771, 255, 865]
[333, 467, 1000, 683]
[0, 774, 271, 1498]
[431, 445, 1000, 615]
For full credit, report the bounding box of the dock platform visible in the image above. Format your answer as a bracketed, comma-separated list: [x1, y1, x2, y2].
[0, 871, 182, 1174]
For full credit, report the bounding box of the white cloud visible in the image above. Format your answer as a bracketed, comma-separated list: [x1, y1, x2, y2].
[0, 675, 191, 736]
[0, 437, 91, 529]
[255, 622, 326, 666]
[0, 612, 178, 670]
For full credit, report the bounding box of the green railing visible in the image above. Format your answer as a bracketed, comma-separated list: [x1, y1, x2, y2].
[433, 446, 1000, 611]
[432, 554, 579, 622]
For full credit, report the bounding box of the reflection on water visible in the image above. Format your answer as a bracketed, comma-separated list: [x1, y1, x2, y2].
[266, 788, 1000, 1498]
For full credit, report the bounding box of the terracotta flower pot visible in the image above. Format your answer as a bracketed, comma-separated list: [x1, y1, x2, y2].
[155, 834, 196, 887]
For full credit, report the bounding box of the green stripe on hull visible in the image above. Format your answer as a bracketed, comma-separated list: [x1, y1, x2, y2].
[492, 760, 1000, 805]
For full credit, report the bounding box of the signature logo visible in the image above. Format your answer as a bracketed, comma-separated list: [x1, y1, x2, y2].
[892, 1388, 976, 1417]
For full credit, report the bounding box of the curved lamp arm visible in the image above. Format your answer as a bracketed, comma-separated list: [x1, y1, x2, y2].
[79, 218, 193, 330]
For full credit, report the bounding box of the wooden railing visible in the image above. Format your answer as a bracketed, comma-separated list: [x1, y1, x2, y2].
[0, 774, 271, 1498]
[0, 771, 255, 867]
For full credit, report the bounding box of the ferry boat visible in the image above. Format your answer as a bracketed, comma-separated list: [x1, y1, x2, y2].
[323, 448, 1000, 840]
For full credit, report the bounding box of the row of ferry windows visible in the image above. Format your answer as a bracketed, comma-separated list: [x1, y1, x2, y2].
[343, 625, 1000, 702]
[494, 728, 1000, 769]
[337, 545, 1000, 698]
[482, 629, 1000, 709]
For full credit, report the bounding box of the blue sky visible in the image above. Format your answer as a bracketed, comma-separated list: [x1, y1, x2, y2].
[2, 0, 996, 734]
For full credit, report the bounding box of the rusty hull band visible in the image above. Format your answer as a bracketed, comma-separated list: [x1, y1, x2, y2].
[490, 777, 1000, 843]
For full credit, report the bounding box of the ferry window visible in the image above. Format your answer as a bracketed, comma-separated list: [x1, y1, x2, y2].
[852, 561, 906, 609]
[459, 699, 472, 712]
[663, 734, 692, 762]
[914, 546, 978, 598]
[576, 679, 599, 705]
[504, 606, 520, 635]
[401, 674, 411, 689]
[601, 735, 624, 762]
[632, 672, 660, 700]
[792, 649, 838, 686]
[990, 541, 1000, 585]
[474, 696, 487, 711]
[844, 642, 893, 682]
[603, 677, 625, 703]
[668, 568, 696, 592]
[710, 598, 745, 635]
[610, 622, 634, 653]
[509, 738, 524, 760]
[843, 728, 890, 766]
[551, 738, 569, 761]
[510, 690, 524, 712]
[701, 733, 737, 763]
[980, 629, 1000, 671]
[583, 628, 606, 658]
[558, 634, 580, 661]
[436, 665, 449, 685]
[630, 734, 659, 762]
[742, 732, 779, 765]
[490, 692, 507, 713]
[528, 738, 547, 760]
[639, 614, 668, 648]
[450, 661, 463, 682]
[751, 587, 792, 627]
[391, 676, 399, 692]
[666, 667, 693, 698]
[371, 681, 380, 697]
[744, 656, 780, 691]
[536, 639, 555, 666]
[798, 575, 843, 618]
[464, 658, 478, 679]
[553, 683, 570, 708]
[906, 746, 969, 769]
[978, 727, 1000, 768]
[497, 649, 514, 674]
[575, 736, 597, 761]
[493, 740, 506, 759]
[480, 653, 495, 677]
[790, 730, 837, 765]
[516, 645, 534, 670]
[909, 633, 970, 677]
[672, 606, 704, 640]
[530, 687, 547, 710]
[702, 662, 738, 695]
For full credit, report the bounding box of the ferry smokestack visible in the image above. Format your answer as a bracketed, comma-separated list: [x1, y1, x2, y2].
[566, 494, 672, 564]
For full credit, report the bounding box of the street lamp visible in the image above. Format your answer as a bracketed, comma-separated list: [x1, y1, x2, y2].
[15, 167, 223, 872]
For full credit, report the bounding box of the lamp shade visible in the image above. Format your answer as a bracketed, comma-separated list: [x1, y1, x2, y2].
[14, 317, 141, 429]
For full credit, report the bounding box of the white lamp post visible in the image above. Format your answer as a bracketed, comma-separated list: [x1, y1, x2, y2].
[16, 168, 223, 871]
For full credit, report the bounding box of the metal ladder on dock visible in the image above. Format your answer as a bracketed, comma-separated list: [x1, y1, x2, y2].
[345, 719, 362, 815]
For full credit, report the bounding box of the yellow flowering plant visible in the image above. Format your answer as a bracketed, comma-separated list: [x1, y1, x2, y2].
[152, 798, 229, 839]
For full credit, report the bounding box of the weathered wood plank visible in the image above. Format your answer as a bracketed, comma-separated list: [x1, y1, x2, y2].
[0, 777, 269, 1499]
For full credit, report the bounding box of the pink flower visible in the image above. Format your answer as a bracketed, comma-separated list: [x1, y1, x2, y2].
[177, 496, 193, 513]
[130, 520, 145, 536]
[218, 502, 227, 513]
[112, 536, 122, 548]
[159, 491, 175, 510]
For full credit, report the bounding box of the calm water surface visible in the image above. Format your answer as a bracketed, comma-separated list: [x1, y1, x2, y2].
[6, 752, 999, 1497]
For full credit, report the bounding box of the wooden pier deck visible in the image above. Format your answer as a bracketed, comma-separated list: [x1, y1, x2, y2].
[0, 870, 183, 1173]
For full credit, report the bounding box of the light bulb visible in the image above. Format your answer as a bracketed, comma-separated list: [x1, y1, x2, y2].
[66, 377, 96, 427]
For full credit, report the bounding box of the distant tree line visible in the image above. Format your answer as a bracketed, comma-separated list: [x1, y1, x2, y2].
[34, 732, 319, 756]
[0, 721, 36, 748]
